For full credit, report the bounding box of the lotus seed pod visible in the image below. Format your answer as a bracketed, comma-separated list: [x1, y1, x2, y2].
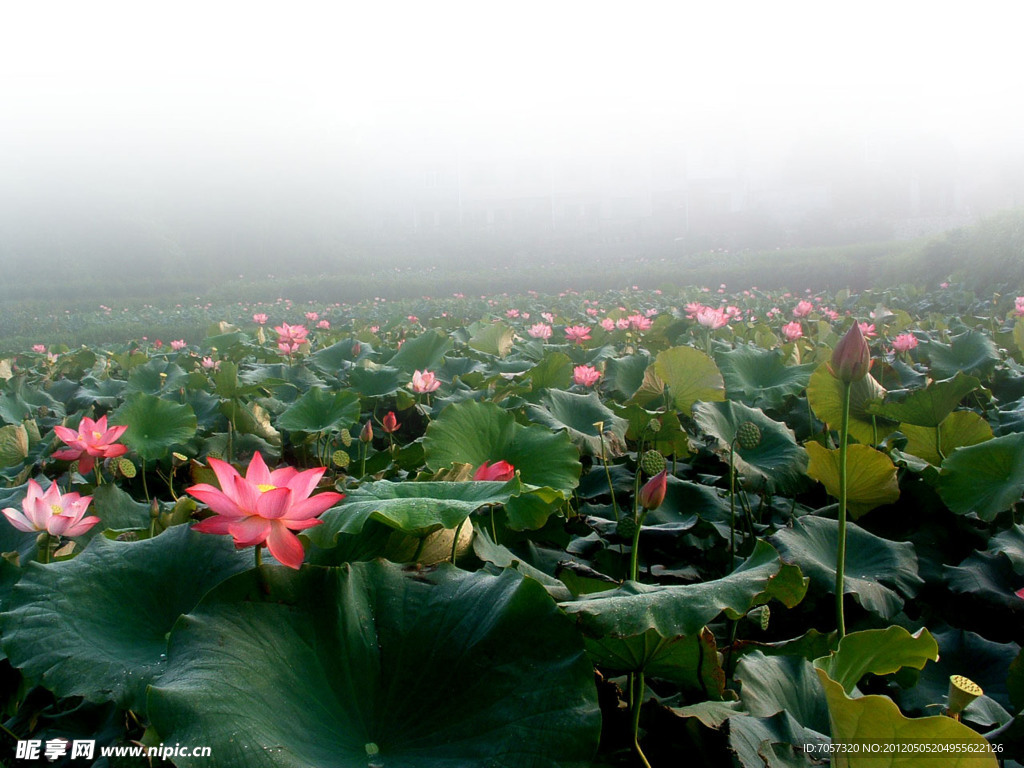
[117, 458, 137, 478]
[736, 421, 762, 450]
[640, 449, 667, 476]
[947, 675, 983, 717]
[616, 516, 639, 539]
[760, 605, 771, 631]
[338, 428, 352, 447]
[332, 450, 351, 468]
[647, 418, 662, 433]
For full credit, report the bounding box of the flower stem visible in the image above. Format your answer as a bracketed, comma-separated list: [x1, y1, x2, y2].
[836, 381, 852, 640]
[629, 509, 647, 582]
[729, 439, 737, 573]
[630, 670, 652, 768]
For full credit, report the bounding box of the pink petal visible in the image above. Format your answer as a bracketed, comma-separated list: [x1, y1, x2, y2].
[255, 487, 294, 520]
[52, 447, 83, 462]
[265, 523, 306, 569]
[90, 416, 106, 431]
[231, 475, 261, 514]
[78, 454, 95, 475]
[187, 485, 247, 519]
[284, 518, 323, 531]
[97, 425, 128, 445]
[192, 515, 235, 535]
[52, 425, 82, 445]
[62, 516, 101, 537]
[207, 458, 243, 501]
[3, 508, 38, 533]
[282, 492, 345, 521]
[243, 452, 272, 487]
[283, 467, 326, 499]
[98, 444, 128, 459]
[228, 517, 272, 548]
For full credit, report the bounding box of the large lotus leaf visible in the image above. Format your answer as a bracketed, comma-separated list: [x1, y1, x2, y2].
[0, 424, 28, 469]
[901, 410, 993, 465]
[0, 526, 249, 711]
[987, 525, 1024, 574]
[526, 389, 628, 456]
[927, 330, 1000, 381]
[625, 364, 668, 407]
[585, 627, 726, 699]
[693, 400, 808, 494]
[937, 433, 1024, 521]
[148, 562, 601, 768]
[599, 353, 649, 401]
[388, 328, 452, 372]
[726, 711, 829, 768]
[735, 651, 831, 736]
[815, 626, 938, 694]
[559, 539, 807, 638]
[309, 339, 370, 375]
[223, 399, 282, 445]
[769, 515, 922, 620]
[424, 399, 581, 494]
[72, 376, 126, 410]
[814, 646, 1000, 767]
[610, 404, 691, 458]
[654, 345, 725, 413]
[945, 551, 1024, 613]
[898, 626, 1020, 718]
[125, 359, 188, 395]
[807, 364, 893, 445]
[523, 351, 574, 392]
[0, 382, 64, 425]
[471, 527, 573, 601]
[870, 372, 982, 427]
[109, 393, 197, 462]
[305, 479, 517, 545]
[211, 361, 263, 399]
[715, 344, 816, 409]
[275, 387, 361, 434]
[347, 365, 404, 397]
[468, 321, 515, 358]
[86, 483, 154, 538]
[804, 442, 900, 518]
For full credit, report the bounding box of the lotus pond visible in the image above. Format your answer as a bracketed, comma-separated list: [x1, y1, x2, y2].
[0, 283, 1023, 767]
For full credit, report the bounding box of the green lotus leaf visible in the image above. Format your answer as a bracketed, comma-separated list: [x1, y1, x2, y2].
[424, 399, 581, 495]
[522, 351, 574, 392]
[602, 353, 652, 400]
[0, 424, 28, 469]
[870, 372, 982, 427]
[735, 651, 830, 736]
[148, 562, 601, 768]
[715, 344, 816, 409]
[305, 479, 517, 545]
[559, 539, 807, 638]
[526, 389, 628, 456]
[387, 328, 452, 372]
[927, 330, 999, 381]
[109, 393, 197, 462]
[814, 628, 998, 768]
[804, 441, 900, 517]
[125, 359, 188, 395]
[901, 410, 993, 465]
[693, 400, 808, 494]
[807, 364, 893, 445]
[769, 515, 922, 620]
[0, 526, 249, 711]
[938, 433, 1024, 521]
[468, 321, 515, 358]
[0, 381, 64, 425]
[347, 365, 404, 397]
[610, 403, 690, 458]
[275, 387, 361, 434]
[654, 345, 725, 414]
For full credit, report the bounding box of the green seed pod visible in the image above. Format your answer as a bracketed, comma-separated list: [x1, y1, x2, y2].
[117, 458, 137, 478]
[332, 450, 351, 468]
[736, 421, 762, 450]
[338, 428, 352, 447]
[616, 517, 639, 539]
[947, 675, 983, 717]
[640, 449, 667, 476]
[647, 418, 662, 434]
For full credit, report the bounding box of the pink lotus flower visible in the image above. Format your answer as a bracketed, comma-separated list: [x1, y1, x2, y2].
[186, 453, 344, 569]
[615, 317, 631, 330]
[410, 370, 441, 393]
[170, 339, 187, 351]
[316, 319, 331, 330]
[473, 460, 515, 481]
[891, 333, 919, 353]
[573, 365, 601, 387]
[684, 302, 704, 318]
[305, 311, 319, 322]
[541, 312, 555, 323]
[586, 307, 599, 317]
[858, 322, 877, 338]
[781, 322, 803, 341]
[528, 323, 553, 339]
[3, 479, 99, 537]
[599, 318, 616, 332]
[32, 344, 46, 354]
[52, 415, 128, 475]
[201, 356, 219, 370]
[628, 314, 652, 331]
[639, 469, 667, 511]
[565, 325, 592, 344]
[793, 300, 814, 318]
[275, 323, 308, 354]
[381, 411, 400, 433]
[830, 321, 872, 383]
[253, 313, 268, 325]
[1015, 297, 1024, 316]
[696, 307, 728, 329]
[505, 309, 520, 319]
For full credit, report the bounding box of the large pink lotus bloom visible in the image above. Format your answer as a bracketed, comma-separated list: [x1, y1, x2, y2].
[275, 323, 308, 354]
[170, 339, 187, 351]
[528, 323, 553, 339]
[564, 325, 592, 344]
[473, 460, 515, 481]
[186, 453, 344, 569]
[52, 415, 128, 475]
[253, 313, 268, 325]
[696, 307, 728, 329]
[793, 300, 814, 318]
[891, 333, 919, 354]
[32, 344, 46, 354]
[599, 318, 616, 332]
[410, 370, 441, 393]
[3, 479, 100, 537]
[858, 322, 877, 338]
[781, 322, 803, 341]
[684, 302, 704, 318]
[628, 314, 652, 331]
[573, 365, 601, 387]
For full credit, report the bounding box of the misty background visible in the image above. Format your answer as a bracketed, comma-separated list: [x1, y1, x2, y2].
[2, 1, 1023, 300]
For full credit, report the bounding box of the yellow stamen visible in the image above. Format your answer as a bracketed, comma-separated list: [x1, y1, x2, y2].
[50, 504, 64, 515]
[257, 484, 276, 493]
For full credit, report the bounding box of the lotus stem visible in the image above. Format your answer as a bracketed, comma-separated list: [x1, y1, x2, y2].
[450, 519, 466, 564]
[729, 438, 737, 573]
[631, 670, 652, 768]
[836, 381, 852, 640]
[628, 509, 647, 582]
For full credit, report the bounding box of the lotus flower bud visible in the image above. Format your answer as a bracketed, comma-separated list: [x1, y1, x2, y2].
[830, 321, 871, 383]
[639, 469, 667, 511]
[381, 411, 400, 434]
[473, 460, 515, 482]
[359, 420, 373, 443]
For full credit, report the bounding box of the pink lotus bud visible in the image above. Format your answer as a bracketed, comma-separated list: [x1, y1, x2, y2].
[639, 469, 667, 510]
[381, 411, 400, 433]
[473, 460, 515, 481]
[360, 420, 373, 443]
[830, 321, 872, 383]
